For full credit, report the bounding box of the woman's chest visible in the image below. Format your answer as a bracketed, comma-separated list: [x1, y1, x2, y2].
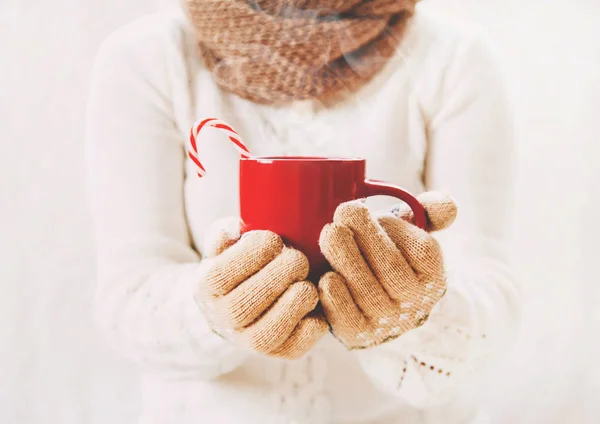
[180, 78, 427, 252]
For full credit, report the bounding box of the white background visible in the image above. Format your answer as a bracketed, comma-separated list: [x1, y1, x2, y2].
[1, 0, 599, 422]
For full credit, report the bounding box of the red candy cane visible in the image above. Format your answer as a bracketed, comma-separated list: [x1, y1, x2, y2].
[188, 118, 252, 178]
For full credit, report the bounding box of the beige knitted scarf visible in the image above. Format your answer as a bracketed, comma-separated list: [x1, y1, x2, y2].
[185, 0, 419, 105]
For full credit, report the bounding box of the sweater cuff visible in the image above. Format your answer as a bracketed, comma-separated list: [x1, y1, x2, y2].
[177, 264, 250, 377]
[350, 267, 492, 407]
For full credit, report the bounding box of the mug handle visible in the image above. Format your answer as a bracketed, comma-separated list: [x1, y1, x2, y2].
[363, 179, 427, 230]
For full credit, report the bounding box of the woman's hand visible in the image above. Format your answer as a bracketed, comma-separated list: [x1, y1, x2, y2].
[195, 218, 328, 359]
[318, 192, 457, 350]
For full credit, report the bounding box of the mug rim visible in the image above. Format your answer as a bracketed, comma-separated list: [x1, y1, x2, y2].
[240, 156, 365, 163]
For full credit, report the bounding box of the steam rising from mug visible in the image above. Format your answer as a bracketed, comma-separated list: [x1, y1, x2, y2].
[184, 0, 420, 105]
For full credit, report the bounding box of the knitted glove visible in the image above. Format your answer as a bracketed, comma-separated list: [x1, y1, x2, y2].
[195, 218, 328, 359]
[318, 192, 457, 350]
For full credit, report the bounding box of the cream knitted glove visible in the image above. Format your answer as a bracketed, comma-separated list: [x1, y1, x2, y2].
[195, 218, 328, 359]
[318, 192, 457, 350]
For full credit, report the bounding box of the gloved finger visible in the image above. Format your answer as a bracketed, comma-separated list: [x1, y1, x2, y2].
[389, 192, 457, 232]
[212, 248, 309, 328]
[319, 223, 395, 317]
[202, 217, 242, 258]
[269, 316, 329, 359]
[238, 280, 319, 354]
[319, 272, 368, 349]
[378, 216, 445, 283]
[333, 201, 418, 301]
[202, 230, 283, 297]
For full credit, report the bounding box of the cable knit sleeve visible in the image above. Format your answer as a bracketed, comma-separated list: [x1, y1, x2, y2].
[84, 22, 248, 379]
[353, 31, 521, 407]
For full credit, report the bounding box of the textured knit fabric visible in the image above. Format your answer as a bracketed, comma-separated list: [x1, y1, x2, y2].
[184, 0, 418, 104]
[84, 5, 520, 424]
[196, 218, 329, 358]
[318, 193, 456, 350]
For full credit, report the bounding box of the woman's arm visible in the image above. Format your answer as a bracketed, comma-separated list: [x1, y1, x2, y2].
[84, 25, 248, 379]
[352, 32, 521, 407]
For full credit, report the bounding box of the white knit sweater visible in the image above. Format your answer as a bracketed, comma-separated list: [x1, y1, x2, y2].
[84, 5, 520, 424]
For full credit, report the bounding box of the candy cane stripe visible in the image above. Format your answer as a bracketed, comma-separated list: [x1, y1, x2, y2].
[187, 117, 252, 178]
[197, 117, 218, 129]
[193, 120, 239, 140]
[228, 136, 251, 156]
[189, 129, 198, 153]
[193, 118, 219, 139]
[188, 151, 206, 172]
[214, 123, 235, 132]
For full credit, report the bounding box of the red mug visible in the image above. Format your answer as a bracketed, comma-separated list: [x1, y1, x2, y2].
[239, 157, 426, 279]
